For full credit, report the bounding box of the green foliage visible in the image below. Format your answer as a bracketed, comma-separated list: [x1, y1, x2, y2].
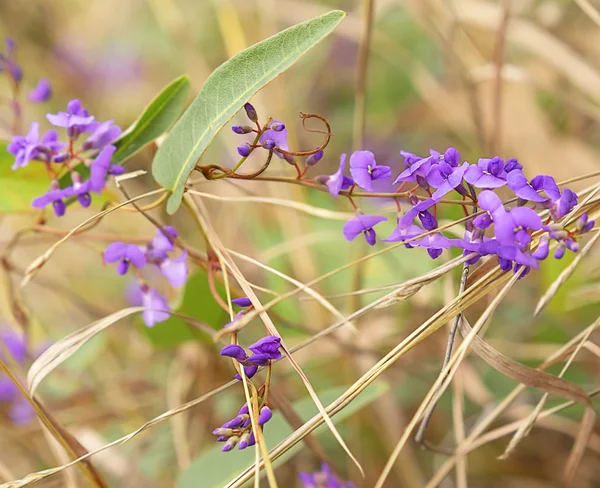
[177, 382, 388, 488]
[113, 75, 191, 166]
[152, 10, 346, 214]
[0, 141, 48, 213]
[143, 269, 229, 347]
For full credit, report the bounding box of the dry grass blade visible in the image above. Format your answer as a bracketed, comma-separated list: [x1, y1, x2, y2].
[573, 0, 600, 30]
[226, 264, 515, 487]
[227, 248, 357, 331]
[185, 195, 364, 477]
[187, 189, 356, 221]
[27, 307, 144, 395]
[498, 318, 599, 486]
[534, 231, 600, 316]
[373, 270, 523, 488]
[0, 379, 237, 488]
[21, 189, 166, 287]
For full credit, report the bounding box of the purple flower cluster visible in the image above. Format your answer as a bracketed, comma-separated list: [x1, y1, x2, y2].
[8, 98, 123, 217]
[220, 336, 282, 380]
[105, 226, 188, 327]
[212, 403, 273, 452]
[0, 330, 39, 424]
[320, 147, 594, 274]
[299, 463, 356, 488]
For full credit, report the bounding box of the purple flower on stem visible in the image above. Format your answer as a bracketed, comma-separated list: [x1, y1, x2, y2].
[464, 157, 507, 188]
[46, 99, 95, 138]
[248, 336, 282, 359]
[530, 175, 578, 219]
[104, 242, 147, 275]
[83, 120, 122, 150]
[141, 287, 170, 327]
[258, 406, 272, 425]
[259, 120, 292, 162]
[577, 213, 595, 234]
[343, 213, 387, 246]
[349, 150, 392, 191]
[305, 150, 323, 166]
[393, 150, 436, 186]
[221, 344, 248, 362]
[31, 180, 68, 217]
[8, 122, 64, 169]
[426, 161, 470, 199]
[63, 173, 93, 208]
[506, 170, 546, 203]
[159, 251, 188, 288]
[90, 145, 121, 192]
[28, 78, 52, 103]
[316, 153, 354, 198]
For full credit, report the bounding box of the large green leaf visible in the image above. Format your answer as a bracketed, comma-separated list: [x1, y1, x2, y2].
[0, 141, 49, 214]
[152, 10, 346, 214]
[178, 382, 388, 488]
[113, 75, 191, 166]
[143, 270, 229, 348]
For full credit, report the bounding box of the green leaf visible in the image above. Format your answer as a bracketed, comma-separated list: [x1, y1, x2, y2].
[0, 141, 49, 214]
[113, 75, 191, 166]
[178, 382, 388, 488]
[143, 270, 229, 347]
[152, 10, 346, 214]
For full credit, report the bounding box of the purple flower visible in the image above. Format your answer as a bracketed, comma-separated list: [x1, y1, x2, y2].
[83, 120, 122, 150]
[151, 226, 178, 254]
[31, 180, 69, 217]
[46, 99, 95, 138]
[90, 145, 120, 192]
[464, 157, 507, 188]
[530, 175, 578, 219]
[349, 151, 392, 191]
[393, 150, 434, 185]
[259, 120, 293, 162]
[577, 213, 595, 234]
[385, 224, 451, 259]
[506, 170, 546, 203]
[8, 398, 35, 424]
[244, 103, 258, 123]
[232, 297, 252, 307]
[220, 344, 248, 362]
[317, 153, 354, 198]
[237, 144, 251, 157]
[8, 122, 64, 169]
[141, 287, 170, 327]
[159, 251, 188, 288]
[104, 242, 147, 275]
[28, 78, 52, 103]
[305, 150, 323, 166]
[343, 214, 387, 246]
[427, 161, 470, 199]
[0, 38, 22, 82]
[248, 336, 282, 359]
[232, 125, 253, 134]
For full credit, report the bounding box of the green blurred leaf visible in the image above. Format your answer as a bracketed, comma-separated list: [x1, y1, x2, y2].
[0, 141, 49, 213]
[178, 381, 388, 488]
[152, 10, 346, 214]
[143, 270, 228, 347]
[113, 75, 191, 165]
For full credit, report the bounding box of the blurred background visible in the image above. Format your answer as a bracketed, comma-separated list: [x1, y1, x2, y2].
[1, 0, 600, 487]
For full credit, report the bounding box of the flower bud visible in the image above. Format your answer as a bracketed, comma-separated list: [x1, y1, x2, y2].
[554, 243, 566, 260]
[232, 125, 253, 134]
[306, 150, 323, 166]
[232, 297, 252, 307]
[258, 406, 272, 425]
[238, 432, 251, 450]
[223, 416, 245, 429]
[212, 427, 233, 437]
[222, 436, 239, 452]
[270, 122, 285, 132]
[237, 144, 251, 158]
[53, 153, 70, 163]
[244, 103, 258, 123]
[261, 139, 275, 150]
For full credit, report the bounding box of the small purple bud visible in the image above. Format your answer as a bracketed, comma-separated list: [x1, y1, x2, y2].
[238, 432, 251, 450]
[116, 260, 130, 275]
[305, 150, 323, 167]
[270, 122, 285, 132]
[52, 199, 66, 217]
[237, 144, 251, 158]
[217, 436, 227, 442]
[223, 416, 245, 429]
[232, 125, 253, 134]
[77, 193, 92, 208]
[242, 419, 251, 428]
[532, 235, 550, 260]
[565, 239, 579, 252]
[499, 258, 513, 272]
[238, 404, 249, 416]
[416, 174, 429, 191]
[554, 244, 566, 260]
[232, 297, 252, 307]
[584, 220, 595, 233]
[473, 213, 492, 230]
[52, 153, 70, 163]
[234, 364, 258, 381]
[418, 210, 437, 231]
[427, 248, 443, 259]
[244, 103, 258, 123]
[409, 194, 419, 206]
[248, 432, 256, 447]
[258, 406, 272, 425]
[261, 139, 275, 150]
[504, 158, 523, 173]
